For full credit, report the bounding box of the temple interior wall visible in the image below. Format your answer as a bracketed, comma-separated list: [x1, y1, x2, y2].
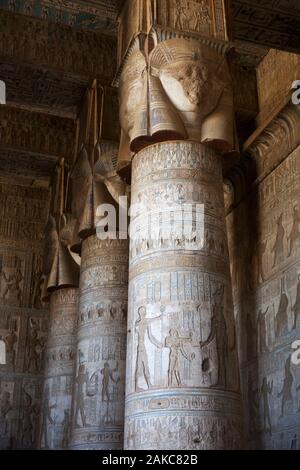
[0, 181, 50, 449]
[227, 142, 300, 450]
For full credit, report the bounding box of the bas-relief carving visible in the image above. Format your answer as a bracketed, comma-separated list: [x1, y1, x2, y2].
[70, 236, 128, 450]
[227, 143, 300, 449]
[255, 49, 300, 126]
[118, 37, 236, 173]
[232, 0, 300, 54]
[125, 141, 242, 450]
[0, 10, 117, 81]
[0, 107, 76, 160]
[0, 0, 119, 34]
[40, 288, 78, 449]
[0, 182, 49, 449]
[118, 0, 229, 67]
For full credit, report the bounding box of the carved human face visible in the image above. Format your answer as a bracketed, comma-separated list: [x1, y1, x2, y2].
[119, 50, 146, 137]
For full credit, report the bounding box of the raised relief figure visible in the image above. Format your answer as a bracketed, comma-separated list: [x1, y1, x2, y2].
[200, 286, 230, 387]
[260, 377, 273, 434]
[0, 391, 12, 437]
[288, 205, 300, 257]
[101, 362, 120, 402]
[74, 364, 89, 428]
[119, 37, 236, 174]
[257, 306, 269, 355]
[278, 357, 294, 418]
[275, 279, 289, 339]
[272, 213, 285, 268]
[0, 258, 23, 305]
[40, 385, 56, 449]
[293, 274, 300, 330]
[134, 306, 162, 391]
[165, 329, 195, 386]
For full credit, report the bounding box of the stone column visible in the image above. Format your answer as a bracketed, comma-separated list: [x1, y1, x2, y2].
[40, 288, 78, 449]
[116, 6, 244, 446]
[69, 235, 128, 449]
[69, 133, 129, 449]
[39, 212, 80, 450]
[125, 141, 242, 449]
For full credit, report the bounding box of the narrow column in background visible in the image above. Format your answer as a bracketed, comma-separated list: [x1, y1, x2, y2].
[70, 235, 128, 449]
[41, 288, 78, 449]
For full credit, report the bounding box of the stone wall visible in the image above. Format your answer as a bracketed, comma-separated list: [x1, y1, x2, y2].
[227, 105, 300, 449]
[0, 182, 50, 449]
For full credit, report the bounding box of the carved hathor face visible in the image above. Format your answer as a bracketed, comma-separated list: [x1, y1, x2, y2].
[119, 38, 234, 157]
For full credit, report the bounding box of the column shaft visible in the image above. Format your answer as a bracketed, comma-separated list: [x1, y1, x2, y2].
[40, 288, 78, 449]
[125, 141, 243, 450]
[70, 235, 128, 449]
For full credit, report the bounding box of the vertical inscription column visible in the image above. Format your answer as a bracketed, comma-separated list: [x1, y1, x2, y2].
[125, 141, 243, 450]
[40, 288, 78, 449]
[70, 236, 128, 449]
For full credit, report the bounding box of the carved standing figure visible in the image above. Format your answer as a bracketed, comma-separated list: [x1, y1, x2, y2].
[200, 286, 229, 387]
[257, 306, 269, 354]
[288, 205, 300, 257]
[165, 329, 194, 386]
[272, 213, 285, 268]
[278, 357, 294, 417]
[74, 364, 89, 427]
[40, 385, 56, 449]
[101, 362, 120, 402]
[260, 377, 273, 434]
[275, 282, 289, 339]
[134, 306, 162, 391]
[292, 274, 300, 330]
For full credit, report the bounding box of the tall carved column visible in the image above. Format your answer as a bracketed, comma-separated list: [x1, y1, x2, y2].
[70, 235, 128, 449]
[40, 213, 80, 449]
[69, 83, 129, 449]
[41, 288, 78, 449]
[117, 0, 243, 450]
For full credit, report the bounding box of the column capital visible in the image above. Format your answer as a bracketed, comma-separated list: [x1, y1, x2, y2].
[117, 0, 231, 71]
[70, 81, 128, 244]
[117, 35, 237, 177]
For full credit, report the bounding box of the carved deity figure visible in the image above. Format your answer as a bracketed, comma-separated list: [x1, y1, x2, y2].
[21, 389, 34, 447]
[292, 274, 300, 330]
[134, 306, 162, 391]
[27, 324, 45, 373]
[260, 377, 273, 434]
[61, 410, 71, 449]
[74, 364, 89, 427]
[0, 263, 23, 304]
[278, 357, 294, 417]
[40, 385, 56, 449]
[165, 329, 194, 386]
[101, 362, 120, 402]
[0, 391, 12, 436]
[272, 213, 285, 268]
[174, 0, 188, 30]
[275, 284, 289, 339]
[200, 286, 229, 387]
[288, 205, 300, 257]
[256, 306, 269, 355]
[4, 328, 18, 369]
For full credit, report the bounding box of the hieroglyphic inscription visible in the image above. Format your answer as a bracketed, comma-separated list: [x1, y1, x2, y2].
[70, 236, 128, 450]
[125, 141, 242, 449]
[40, 288, 78, 449]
